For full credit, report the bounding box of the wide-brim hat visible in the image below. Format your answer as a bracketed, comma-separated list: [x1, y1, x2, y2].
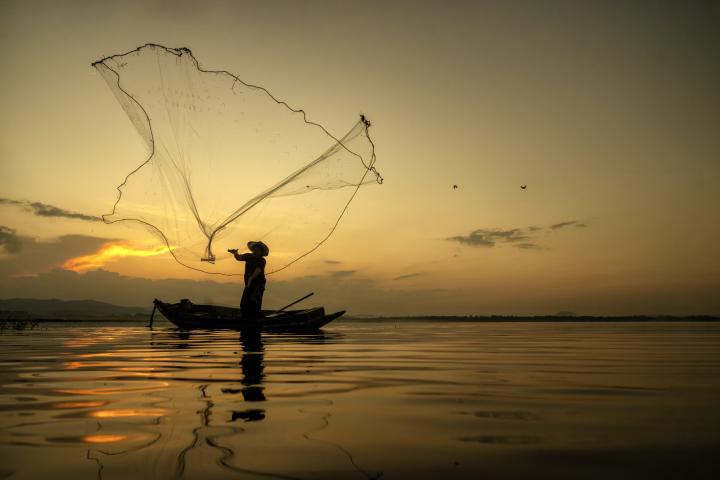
[247, 241, 269, 256]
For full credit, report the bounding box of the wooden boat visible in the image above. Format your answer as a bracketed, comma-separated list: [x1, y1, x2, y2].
[151, 298, 344, 331]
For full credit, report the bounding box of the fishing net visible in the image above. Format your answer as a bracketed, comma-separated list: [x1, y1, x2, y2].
[92, 44, 382, 275]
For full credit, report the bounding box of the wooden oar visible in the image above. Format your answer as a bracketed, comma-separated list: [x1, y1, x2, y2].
[274, 292, 314, 315]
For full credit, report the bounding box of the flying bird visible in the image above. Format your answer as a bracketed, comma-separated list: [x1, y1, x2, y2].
[520, 185, 527, 189]
[453, 185, 458, 190]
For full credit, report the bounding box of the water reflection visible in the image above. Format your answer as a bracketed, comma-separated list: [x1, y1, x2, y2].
[155, 329, 380, 479]
[172, 332, 281, 479]
[227, 329, 266, 421]
[7, 322, 716, 479]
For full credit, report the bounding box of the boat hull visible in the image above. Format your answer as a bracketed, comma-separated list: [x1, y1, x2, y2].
[153, 299, 344, 331]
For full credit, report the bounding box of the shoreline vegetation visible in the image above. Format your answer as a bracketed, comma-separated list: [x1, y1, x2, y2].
[1, 298, 718, 326]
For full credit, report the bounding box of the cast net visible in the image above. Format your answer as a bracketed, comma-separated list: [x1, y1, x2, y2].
[92, 44, 382, 275]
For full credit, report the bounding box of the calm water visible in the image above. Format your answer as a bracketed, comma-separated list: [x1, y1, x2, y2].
[1, 320, 719, 479]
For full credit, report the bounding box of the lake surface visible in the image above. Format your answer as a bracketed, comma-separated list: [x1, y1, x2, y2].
[1, 320, 719, 479]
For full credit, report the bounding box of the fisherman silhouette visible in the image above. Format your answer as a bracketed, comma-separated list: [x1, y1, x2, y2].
[228, 241, 269, 319]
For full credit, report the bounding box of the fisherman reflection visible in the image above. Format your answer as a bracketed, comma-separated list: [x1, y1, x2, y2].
[175, 330, 191, 348]
[224, 329, 266, 422]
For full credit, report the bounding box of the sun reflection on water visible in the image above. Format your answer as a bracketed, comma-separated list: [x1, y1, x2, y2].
[55, 381, 169, 395]
[53, 401, 107, 409]
[89, 408, 166, 419]
[82, 434, 128, 444]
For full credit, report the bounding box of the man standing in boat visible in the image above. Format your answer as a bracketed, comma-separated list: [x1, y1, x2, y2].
[228, 241, 269, 319]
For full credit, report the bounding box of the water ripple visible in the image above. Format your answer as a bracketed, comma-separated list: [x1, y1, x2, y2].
[1, 321, 719, 479]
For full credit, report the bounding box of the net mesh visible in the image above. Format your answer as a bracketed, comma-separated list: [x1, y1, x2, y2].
[92, 44, 382, 275]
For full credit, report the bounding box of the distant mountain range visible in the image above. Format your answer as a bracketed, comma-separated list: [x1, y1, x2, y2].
[0, 298, 151, 320]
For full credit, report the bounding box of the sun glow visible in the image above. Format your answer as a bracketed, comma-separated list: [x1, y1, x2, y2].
[62, 242, 171, 272]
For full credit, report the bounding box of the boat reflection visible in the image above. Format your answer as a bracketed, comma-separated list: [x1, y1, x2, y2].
[150, 328, 345, 349]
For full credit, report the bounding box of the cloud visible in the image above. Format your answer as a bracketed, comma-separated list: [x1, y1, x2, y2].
[324, 260, 342, 265]
[448, 220, 589, 250]
[514, 243, 542, 250]
[0, 232, 112, 277]
[0, 198, 101, 222]
[447, 228, 532, 248]
[0, 226, 22, 254]
[0, 267, 446, 317]
[0, 231, 447, 315]
[394, 272, 427, 281]
[550, 220, 586, 230]
[329, 270, 357, 278]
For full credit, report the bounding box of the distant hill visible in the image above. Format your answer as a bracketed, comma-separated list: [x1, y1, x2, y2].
[0, 298, 151, 320]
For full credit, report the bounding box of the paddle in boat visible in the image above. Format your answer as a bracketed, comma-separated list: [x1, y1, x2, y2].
[150, 294, 344, 331]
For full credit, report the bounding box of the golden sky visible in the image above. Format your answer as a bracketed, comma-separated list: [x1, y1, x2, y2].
[1, 0, 719, 315]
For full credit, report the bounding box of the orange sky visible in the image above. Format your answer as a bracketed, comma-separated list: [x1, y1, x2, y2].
[1, 0, 719, 315]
